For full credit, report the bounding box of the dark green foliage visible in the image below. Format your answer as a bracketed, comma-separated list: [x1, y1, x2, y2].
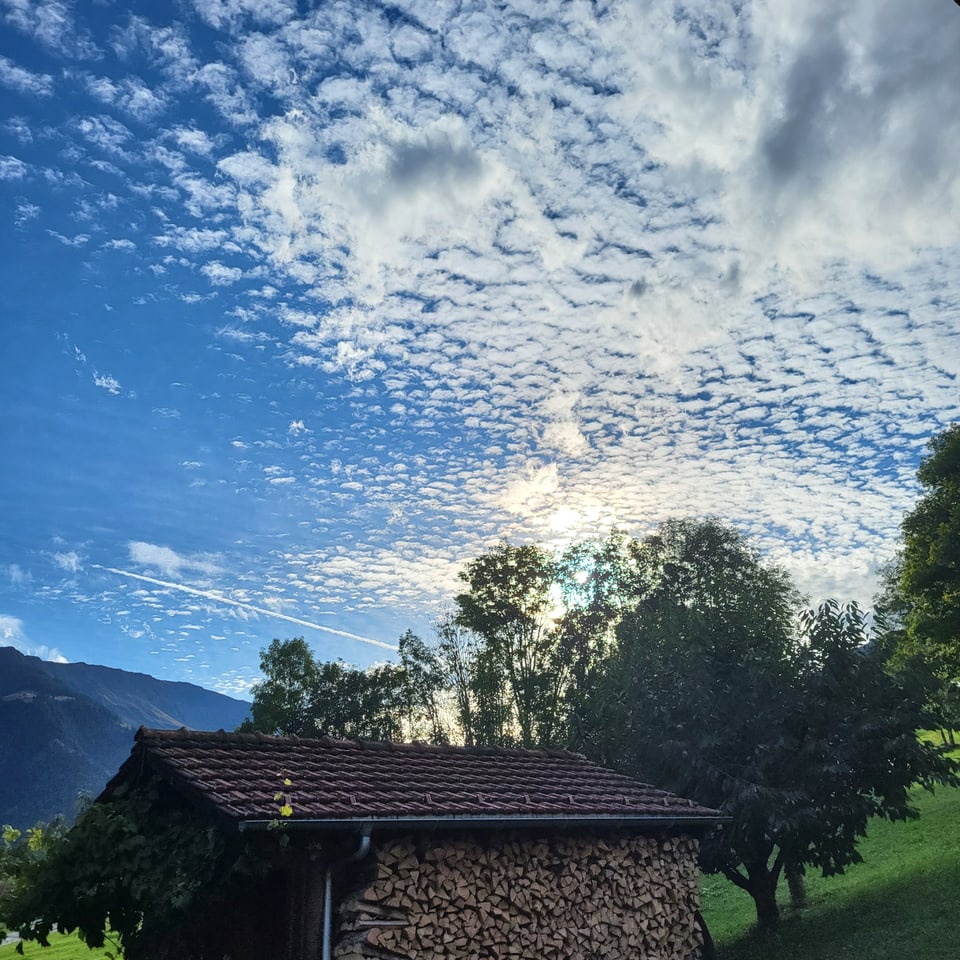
[1, 821, 68, 942]
[578, 520, 957, 929]
[240, 636, 441, 742]
[881, 425, 960, 740]
[900, 423, 960, 653]
[703, 778, 960, 960]
[0, 776, 299, 960]
[0, 779, 233, 959]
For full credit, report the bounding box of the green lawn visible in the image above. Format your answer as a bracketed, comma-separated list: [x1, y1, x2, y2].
[702, 778, 960, 960]
[0, 935, 111, 960]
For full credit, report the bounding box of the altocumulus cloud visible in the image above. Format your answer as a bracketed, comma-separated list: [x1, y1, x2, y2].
[2, 0, 960, 692]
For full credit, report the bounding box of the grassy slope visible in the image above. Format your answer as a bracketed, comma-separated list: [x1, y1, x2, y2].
[702, 780, 960, 960]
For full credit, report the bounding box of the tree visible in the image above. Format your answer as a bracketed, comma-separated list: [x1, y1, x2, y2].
[578, 520, 956, 929]
[431, 612, 504, 747]
[0, 820, 67, 942]
[892, 424, 960, 737]
[240, 637, 320, 737]
[0, 777, 286, 960]
[455, 543, 569, 747]
[900, 423, 960, 653]
[240, 638, 412, 741]
[397, 630, 447, 743]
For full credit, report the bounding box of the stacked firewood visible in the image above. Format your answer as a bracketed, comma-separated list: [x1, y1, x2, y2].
[334, 832, 703, 960]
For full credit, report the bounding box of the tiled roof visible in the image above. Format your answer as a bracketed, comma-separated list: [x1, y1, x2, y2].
[108, 728, 721, 829]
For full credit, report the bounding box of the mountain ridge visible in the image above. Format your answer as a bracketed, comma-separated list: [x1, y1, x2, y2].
[0, 646, 251, 829]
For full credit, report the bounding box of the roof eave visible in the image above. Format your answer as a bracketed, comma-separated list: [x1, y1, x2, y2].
[237, 813, 728, 833]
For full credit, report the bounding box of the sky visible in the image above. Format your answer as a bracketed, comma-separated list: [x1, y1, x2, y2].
[2, 0, 960, 699]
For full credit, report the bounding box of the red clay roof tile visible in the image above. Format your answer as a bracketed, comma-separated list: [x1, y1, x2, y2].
[108, 727, 721, 826]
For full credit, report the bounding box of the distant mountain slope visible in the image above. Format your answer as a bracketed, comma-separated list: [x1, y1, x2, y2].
[0, 647, 251, 829]
[40, 658, 251, 731]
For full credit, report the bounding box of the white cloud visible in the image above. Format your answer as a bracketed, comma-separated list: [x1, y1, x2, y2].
[0, 54, 54, 95]
[53, 551, 81, 573]
[93, 371, 122, 394]
[0, 155, 27, 179]
[128, 542, 224, 579]
[172, 126, 217, 155]
[1, 0, 99, 59]
[0, 615, 68, 662]
[5, 564, 30, 587]
[201, 260, 244, 285]
[82, 73, 167, 120]
[193, 0, 297, 31]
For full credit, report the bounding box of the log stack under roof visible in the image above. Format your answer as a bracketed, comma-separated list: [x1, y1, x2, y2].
[335, 831, 703, 960]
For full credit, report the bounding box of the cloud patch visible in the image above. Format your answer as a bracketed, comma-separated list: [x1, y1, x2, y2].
[128, 542, 223, 579]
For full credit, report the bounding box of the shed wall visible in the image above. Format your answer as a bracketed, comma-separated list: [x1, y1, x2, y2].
[335, 831, 703, 960]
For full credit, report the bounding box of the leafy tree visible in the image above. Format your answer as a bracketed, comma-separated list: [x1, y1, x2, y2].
[455, 543, 570, 747]
[579, 520, 956, 929]
[397, 630, 447, 743]
[900, 423, 960, 660]
[240, 637, 434, 742]
[431, 612, 509, 747]
[239, 637, 411, 740]
[240, 637, 320, 737]
[0, 777, 290, 960]
[885, 424, 960, 740]
[432, 613, 478, 745]
[0, 820, 67, 941]
[874, 556, 959, 745]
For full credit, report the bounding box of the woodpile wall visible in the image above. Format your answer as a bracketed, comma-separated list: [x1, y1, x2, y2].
[334, 831, 703, 960]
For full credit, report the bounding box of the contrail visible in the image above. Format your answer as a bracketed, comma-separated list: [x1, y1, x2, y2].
[96, 566, 398, 652]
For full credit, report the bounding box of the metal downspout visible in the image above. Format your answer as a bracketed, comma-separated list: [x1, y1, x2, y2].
[321, 826, 372, 960]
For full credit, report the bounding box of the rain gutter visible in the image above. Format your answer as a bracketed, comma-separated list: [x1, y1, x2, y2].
[237, 813, 727, 833]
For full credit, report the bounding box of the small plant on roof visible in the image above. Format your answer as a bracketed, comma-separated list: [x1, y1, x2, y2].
[274, 777, 294, 819]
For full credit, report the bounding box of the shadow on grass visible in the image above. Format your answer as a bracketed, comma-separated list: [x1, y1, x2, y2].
[716, 854, 960, 960]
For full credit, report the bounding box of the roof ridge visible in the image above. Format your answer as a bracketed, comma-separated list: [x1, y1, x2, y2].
[134, 726, 593, 762]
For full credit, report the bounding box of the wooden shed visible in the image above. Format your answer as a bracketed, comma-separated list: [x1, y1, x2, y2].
[103, 727, 722, 960]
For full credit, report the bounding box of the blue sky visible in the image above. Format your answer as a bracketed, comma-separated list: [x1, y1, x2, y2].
[2, 0, 960, 697]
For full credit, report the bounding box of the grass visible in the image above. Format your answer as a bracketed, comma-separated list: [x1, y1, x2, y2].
[0, 935, 112, 960]
[702, 739, 960, 960]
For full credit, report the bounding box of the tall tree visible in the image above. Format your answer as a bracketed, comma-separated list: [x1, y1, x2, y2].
[431, 612, 507, 747]
[894, 424, 960, 725]
[579, 520, 956, 929]
[455, 543, 568, 747]
[397, 630, 447, 743]
[241, 637, 320, 737]
[900, 423, 960, 652]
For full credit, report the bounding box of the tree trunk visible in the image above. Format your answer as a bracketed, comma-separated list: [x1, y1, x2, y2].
[694, 909, 717, 960]
[722, 855, 783, 931]
[751, 880, 780, 930]
[785, 863, 806, 908]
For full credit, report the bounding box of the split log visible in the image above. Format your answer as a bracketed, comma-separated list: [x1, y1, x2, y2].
[334, 830, 704, 960]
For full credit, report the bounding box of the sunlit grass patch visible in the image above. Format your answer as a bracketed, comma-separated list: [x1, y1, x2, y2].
[702, 777, 960, 960]
[0, 933, 113, 960]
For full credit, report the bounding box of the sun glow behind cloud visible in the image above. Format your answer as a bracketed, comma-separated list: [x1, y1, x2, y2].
[1, 0, 959, 693]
